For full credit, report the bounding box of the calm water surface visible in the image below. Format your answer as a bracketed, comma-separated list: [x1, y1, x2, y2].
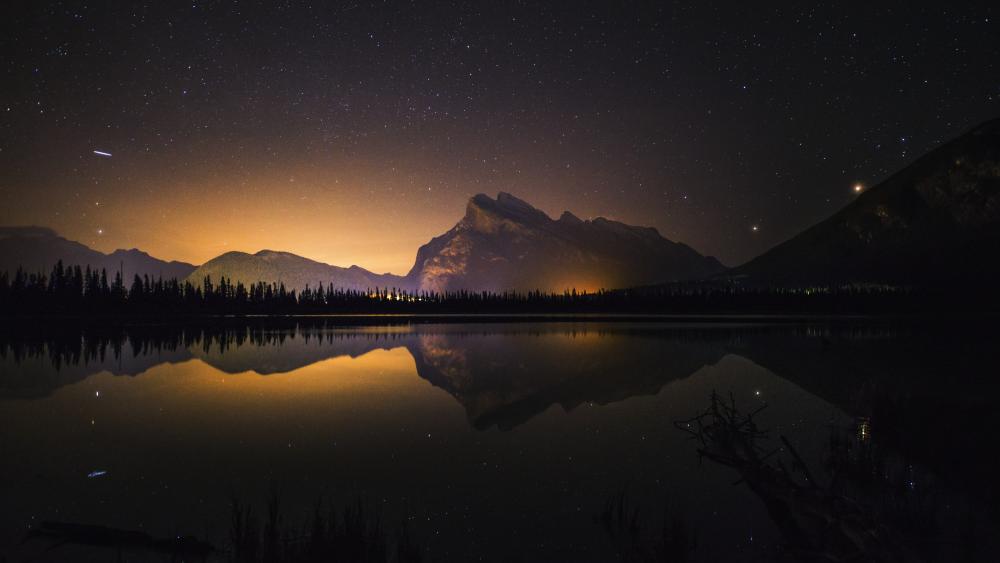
[1, 321, 998, 561]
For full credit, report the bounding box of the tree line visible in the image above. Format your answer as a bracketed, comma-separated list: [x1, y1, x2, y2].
[0, 260, 990, 316]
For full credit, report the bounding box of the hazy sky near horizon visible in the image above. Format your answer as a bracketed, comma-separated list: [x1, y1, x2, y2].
[2, 1, 998, 273]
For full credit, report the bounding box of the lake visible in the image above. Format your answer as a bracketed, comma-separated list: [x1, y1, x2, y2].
[1, 319, 998, 562]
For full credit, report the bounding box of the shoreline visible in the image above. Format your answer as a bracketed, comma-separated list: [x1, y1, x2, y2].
[2, 312, 997, 326]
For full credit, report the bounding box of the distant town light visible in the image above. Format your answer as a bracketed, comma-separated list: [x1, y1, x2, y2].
[857, 417, 871, 443]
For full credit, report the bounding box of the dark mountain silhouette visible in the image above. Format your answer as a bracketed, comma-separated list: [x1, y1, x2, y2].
[406, 328, 727, 430]
[189, 331, 403, 374]
[180, 193, 724, 293]
[733, 118, 1000, 286]
[7, 120, 1000, 294]
[177, 326, 730, 431]
[404, 192, 725, 292]
[183, 250, 406, 293]
[0, 323, 730, 430]
[0, 226, 196, 281]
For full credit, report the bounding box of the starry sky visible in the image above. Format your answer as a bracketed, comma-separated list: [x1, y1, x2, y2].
[2, 1, 998, 274]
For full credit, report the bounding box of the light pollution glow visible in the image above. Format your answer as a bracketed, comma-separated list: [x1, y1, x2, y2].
[5, 150, 687, 275]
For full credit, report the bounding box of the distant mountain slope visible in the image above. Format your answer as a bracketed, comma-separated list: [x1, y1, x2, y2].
[405, 192, 725, 292]
[3, 195, 724, 293]
[733, 118, 1000, 286]
[184, 250, 406, 293]
[0, 226, 196, 281]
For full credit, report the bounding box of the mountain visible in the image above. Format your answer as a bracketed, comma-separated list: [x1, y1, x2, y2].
[184, 250, 406, 293]
[0, 226, 196, 281]
[404, 192, 725, 292]
[733, 118, 1000, 286]
[407, 328, 726, 430]
[3, 195, 723, 293]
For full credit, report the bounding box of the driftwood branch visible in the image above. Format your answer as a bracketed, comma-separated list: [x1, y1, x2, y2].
[673, 392, 922, 563]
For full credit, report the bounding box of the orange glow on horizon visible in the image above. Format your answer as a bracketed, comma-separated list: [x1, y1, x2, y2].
[13, 162, 474, 275]
[4, 149, 718, 275]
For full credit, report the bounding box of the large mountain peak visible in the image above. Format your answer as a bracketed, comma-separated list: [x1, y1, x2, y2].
[496, 191, 541, 212]
[463, 192, 552, 234]
[467, 191, 541, 212]
[407, 193, 725, 292]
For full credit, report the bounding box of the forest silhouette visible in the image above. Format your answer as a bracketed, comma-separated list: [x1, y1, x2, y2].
[0, 260, 994, 316]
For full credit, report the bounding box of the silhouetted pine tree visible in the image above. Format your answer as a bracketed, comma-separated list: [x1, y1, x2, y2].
[0, 260, 983, 316]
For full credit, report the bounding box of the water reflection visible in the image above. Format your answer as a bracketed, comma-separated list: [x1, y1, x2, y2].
[2, 323, 733, 431]
[1, 320, 998, 561]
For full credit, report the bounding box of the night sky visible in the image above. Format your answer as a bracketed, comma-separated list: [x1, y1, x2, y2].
[2, 1, 998, 273]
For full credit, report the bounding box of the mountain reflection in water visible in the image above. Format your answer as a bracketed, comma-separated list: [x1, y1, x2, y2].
[1, 320, 998, 562]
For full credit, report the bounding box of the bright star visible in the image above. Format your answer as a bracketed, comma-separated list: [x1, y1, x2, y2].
[853, 183, 864, 193]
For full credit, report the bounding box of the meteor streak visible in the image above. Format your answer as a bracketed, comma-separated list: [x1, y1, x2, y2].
[93, 150, 112, 157]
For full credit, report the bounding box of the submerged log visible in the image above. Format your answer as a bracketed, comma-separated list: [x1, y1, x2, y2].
[674, 391, 921, 563]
